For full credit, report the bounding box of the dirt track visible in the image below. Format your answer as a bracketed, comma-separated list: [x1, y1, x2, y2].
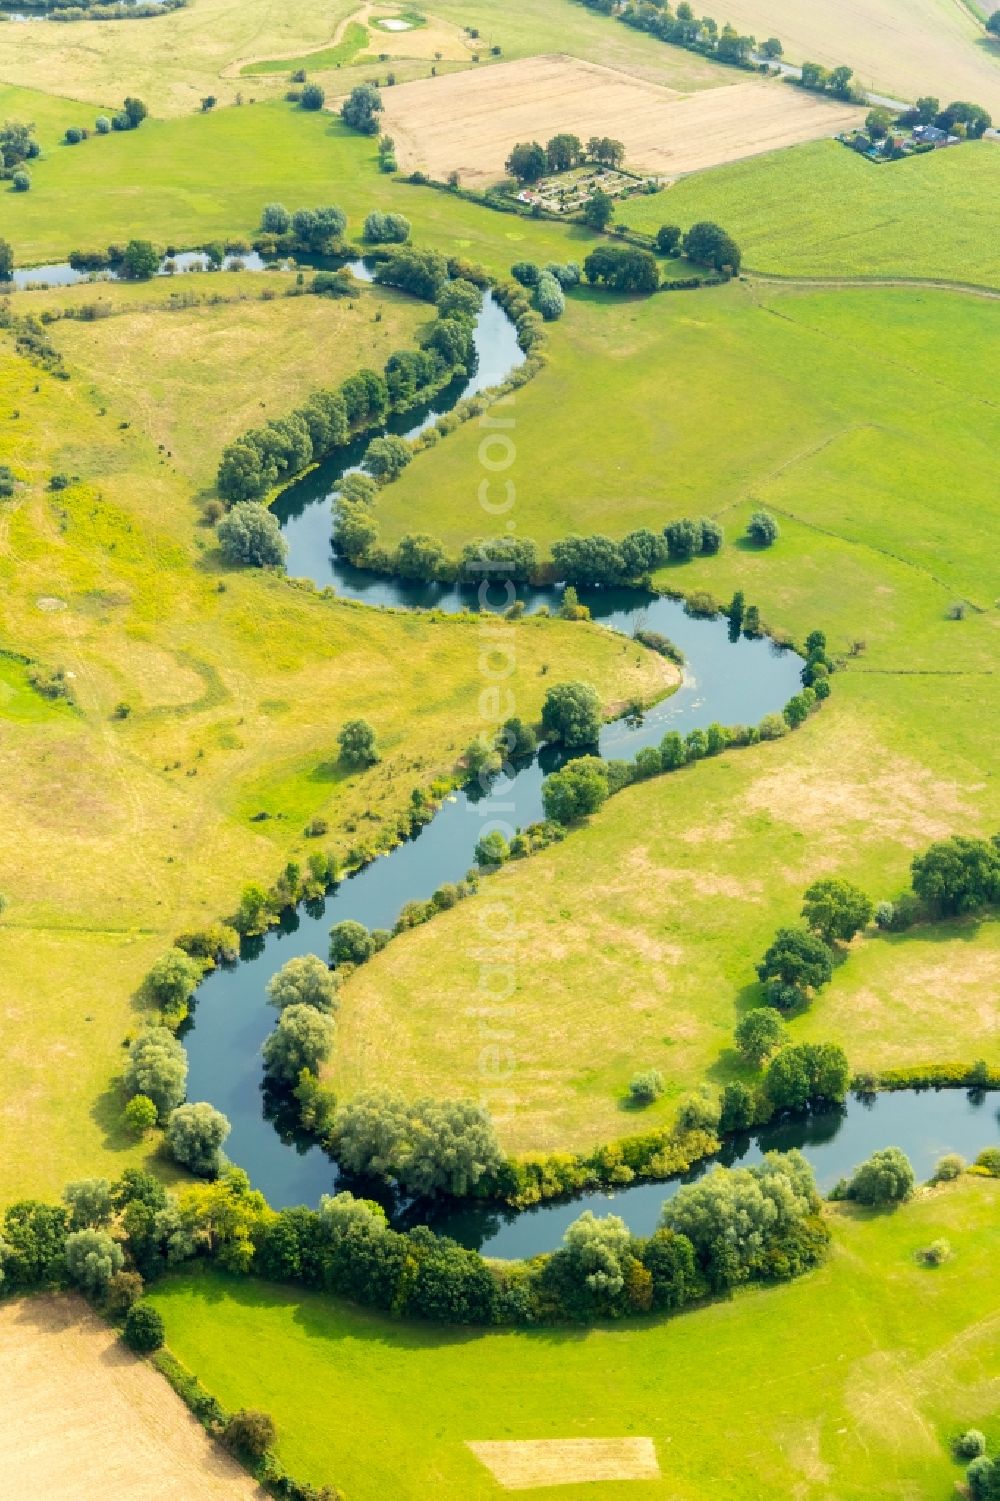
[379, 54, 862, 184]
[0, 1295, 262, 1501]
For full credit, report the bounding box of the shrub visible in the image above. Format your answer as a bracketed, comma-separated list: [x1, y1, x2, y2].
[105, 1269, 144, 1315]
[974, 1147, 1000, 1176]
[122, 1302, 165, 1353]
[224, 1408, 277, 1458]
[955, 1431, 987, 1460]
[845, 1147, 915, 1206]
[628, 1069, 664, 1105]
[919, 1237, 952, 1266]
[330, 919, 375, 966]
[218, 504, 287, 568]
[746, 509, 779, 547]
[260, 202, 291, 234]
[300, 84, 326, 110]
[13, 170, 31, 192]
[166, 1102, 231, 1177]
[123, 1094, 158, 1135]
[874, 900, 894, 930]
[95, 115, 111, 134]
[475, 830, 510, 868]
[65, 127, 83, 145]
[337, 717, 379, 767]
[933, 1153, 965, 1182]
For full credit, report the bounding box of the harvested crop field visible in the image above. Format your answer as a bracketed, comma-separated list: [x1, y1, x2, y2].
[378, 54, 862, 183]
[0, 1295, 261, 1501]
[708, 0, 1000, 115]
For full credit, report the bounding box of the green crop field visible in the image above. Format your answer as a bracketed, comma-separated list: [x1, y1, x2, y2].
[148, 1177, 1000, 1500]
[615, 139, 1000, 285]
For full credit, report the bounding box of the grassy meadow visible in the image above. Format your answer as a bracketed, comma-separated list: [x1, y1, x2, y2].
[376, 282, 1000, 627]
[0, 296, 665, 1202]
[616, 139, 1000, 285]
[44, 271, 428, 489]
[148, 1177, 1000, 1500]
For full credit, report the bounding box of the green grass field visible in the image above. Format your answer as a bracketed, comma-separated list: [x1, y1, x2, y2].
[148, 1177, 1000, 1500]
[375, 282, 1000, 619]
[616, 139, 1000, 285]
[240, 21, 371, 77]
[2, 99, 601, 272]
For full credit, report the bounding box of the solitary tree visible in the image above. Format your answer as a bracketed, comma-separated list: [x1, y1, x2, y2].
[260, 202, 291, 234]
[801, 878, 874, 945]
[756, 927, 834, 1006]
[746, 509, 780, 547]
[911, 835, 1000, 916]
[845, 1147, 915, 1206]
[217, 504, 287, 568]
[121, 238, 159, 279]
[300, 84, 325, 110]
[342, 84, 383, 134]
[582, 189, 614, 231]
[734, 1007, 786, 1066]
[542, 757, 609, 823]
[123, 96, 148, 128]
[266, 954, 339, 1014]
[122, 1302, 165, 1352]
[145, 947, 202, 1018]
[337, 717, 379, 767]
[541, 680, 602, 748]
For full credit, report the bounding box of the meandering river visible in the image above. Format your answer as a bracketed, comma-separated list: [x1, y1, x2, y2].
[170, 278, 997, 1253]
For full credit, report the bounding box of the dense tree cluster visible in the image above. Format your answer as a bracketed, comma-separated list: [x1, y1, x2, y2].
[330, 1092, 504, 1198]
[911, 835, 1000, 916]
[541, 680, 602, 748]
[681, 221, 742, 275]
[362, 210, 410, 243]
[583, 245, 659, 293]
[577, 0, 761, 78]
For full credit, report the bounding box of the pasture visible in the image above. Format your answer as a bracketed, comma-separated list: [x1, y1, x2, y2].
[147, 1177, 1000, 1500]
[614, 137, 1000, 284]
[378, 56, 860, 184]
[0, 1294, 260, 1501]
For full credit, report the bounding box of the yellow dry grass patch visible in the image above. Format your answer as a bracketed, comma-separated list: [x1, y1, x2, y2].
[703, 0, 1000, 115]
[0, 1295, 262, 1501]
[379, 54, 862, 185]
[467, 1437, 660, 1489]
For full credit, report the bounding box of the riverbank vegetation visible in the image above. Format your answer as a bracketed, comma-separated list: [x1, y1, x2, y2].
[145, 1174, 1000, 1499]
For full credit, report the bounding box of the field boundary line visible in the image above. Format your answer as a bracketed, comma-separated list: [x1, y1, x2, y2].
[746, 271, 1000, 299]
